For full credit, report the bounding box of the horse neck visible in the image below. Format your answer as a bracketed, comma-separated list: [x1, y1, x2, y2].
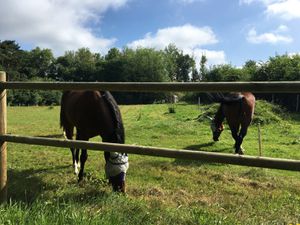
[100, 91, 125, 144]
[213, 104, 225, 127]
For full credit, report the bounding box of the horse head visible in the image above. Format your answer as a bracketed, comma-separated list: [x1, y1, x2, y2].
[105, 152, 129, 193]
[207, 116, 224, 141]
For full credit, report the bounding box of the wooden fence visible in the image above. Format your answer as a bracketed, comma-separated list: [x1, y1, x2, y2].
[1, 70, 300, 203]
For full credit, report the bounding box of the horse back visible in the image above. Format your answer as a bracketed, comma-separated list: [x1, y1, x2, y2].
[222, 92, 255, 124]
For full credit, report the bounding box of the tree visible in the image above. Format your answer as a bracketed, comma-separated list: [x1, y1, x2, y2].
[191, 66, 199, 82]
[0, 40, 26, 80]
[54, 51, 76, 81]
[164, 44, 180, 81]
[54, 48, 103, 81]
[204, 64, 244, 81]
[176, 53, 194, 82]
[105, 48, 121, 61]
[199, 54, 208, 80]
[102, 48, 125, 82]
[108, 47, 170, 103]
[22, 47, 54, 79]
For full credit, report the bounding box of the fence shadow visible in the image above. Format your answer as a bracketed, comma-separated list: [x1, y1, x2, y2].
[7, 166, 112, 205]
[60, 188, 108, 204]
[7, 165, 68, 203]
[37, 134, 64, 138]
[172, 142, 232, 167]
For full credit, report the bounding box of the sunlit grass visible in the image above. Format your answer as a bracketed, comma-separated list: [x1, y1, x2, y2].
[1, 102, 300, 224]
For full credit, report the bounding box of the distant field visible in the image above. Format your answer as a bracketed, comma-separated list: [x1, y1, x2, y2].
[1, 102, 300, 224]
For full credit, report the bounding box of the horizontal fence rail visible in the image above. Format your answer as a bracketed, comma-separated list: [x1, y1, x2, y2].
[1, 71, 300, 203]
[1, 134, 300, 172]
[1, 81, 300, 93]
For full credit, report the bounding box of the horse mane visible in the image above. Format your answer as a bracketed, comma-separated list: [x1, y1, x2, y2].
[100, 91, 125, 144]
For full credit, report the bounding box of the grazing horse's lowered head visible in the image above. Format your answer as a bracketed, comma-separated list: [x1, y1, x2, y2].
[60, 90, 128, 192]
[208, 92, 255, 155]
[209, 116, 224, 142]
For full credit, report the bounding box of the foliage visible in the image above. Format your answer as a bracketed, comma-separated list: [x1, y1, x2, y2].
[1, 40, 300, 108]
[252, 100, 288, 125]
[203, 64, 247, 81]
[252, 54, 300, 81]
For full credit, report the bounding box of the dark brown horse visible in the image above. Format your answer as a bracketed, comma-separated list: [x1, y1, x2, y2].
[60, 90, 128, 192]
[209, 92, 255, 154]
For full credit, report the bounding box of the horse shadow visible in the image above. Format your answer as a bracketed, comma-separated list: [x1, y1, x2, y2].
[172, 142, 233, 167]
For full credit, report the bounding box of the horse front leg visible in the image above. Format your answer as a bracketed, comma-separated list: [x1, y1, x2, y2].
[78, 149, 87, 183]
[63, 126, 77, 169]
[74, 148, 80, 175]
[68, 130, 81, 175]
[76, 131, 88, 183]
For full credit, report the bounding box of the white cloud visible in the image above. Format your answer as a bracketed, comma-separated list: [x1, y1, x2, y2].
[128, 24, 218, 49]
[239, 0, 278, 5]
[240, 0, 300, 20]
[189, 49, 226, 66]
[266, 0, 300, 20]
[175, 0, 205, 4]
[0, 0, 129, 55]
[127, 24, 225, 66]
[246, 27, 293, 44]
[288, 52, 300, 57]
[275, 24, 289, 32]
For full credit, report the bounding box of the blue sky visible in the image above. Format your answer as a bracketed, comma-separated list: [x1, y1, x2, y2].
[1, 0, 300, 67]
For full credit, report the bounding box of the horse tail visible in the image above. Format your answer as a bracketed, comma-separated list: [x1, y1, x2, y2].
[60, 91, 68, 130]
[206, 92, 225, 103]
[101, 91, 125, 144]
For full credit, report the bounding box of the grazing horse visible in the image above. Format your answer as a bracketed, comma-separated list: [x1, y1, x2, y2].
[60, 90, 128, 192]
[209, 92, 255, 154]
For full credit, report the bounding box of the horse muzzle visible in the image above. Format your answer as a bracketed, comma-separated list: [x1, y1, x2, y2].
[109, 172, 126, 193]
[213, 137, 219, 141]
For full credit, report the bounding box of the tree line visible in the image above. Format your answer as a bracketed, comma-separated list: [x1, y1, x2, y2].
[1, 40, 300, 110]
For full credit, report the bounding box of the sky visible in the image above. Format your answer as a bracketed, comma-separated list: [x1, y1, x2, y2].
[1, 0, 300, 67]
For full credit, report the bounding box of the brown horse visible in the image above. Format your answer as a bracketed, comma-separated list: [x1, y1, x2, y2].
[60, 90, 128, 192]
[209, 92, 255, 154]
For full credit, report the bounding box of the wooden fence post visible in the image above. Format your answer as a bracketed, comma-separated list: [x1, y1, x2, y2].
[0, 71, 7, 204]
[258, 123, 262, 157]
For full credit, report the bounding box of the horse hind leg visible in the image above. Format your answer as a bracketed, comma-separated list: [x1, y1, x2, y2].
[236, 126, 249, 155]
[228, 125, 242, 154]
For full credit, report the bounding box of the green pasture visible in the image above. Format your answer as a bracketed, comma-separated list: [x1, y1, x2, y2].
[1, 101, 300, 224]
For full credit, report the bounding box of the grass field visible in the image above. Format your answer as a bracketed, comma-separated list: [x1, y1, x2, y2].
[1, 101, 300, 224]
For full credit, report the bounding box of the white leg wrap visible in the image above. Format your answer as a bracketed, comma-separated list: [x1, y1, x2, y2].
[74, 161, 80, 175]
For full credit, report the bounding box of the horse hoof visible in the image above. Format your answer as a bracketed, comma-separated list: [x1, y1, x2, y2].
[238, 149, 244, 155]
[78, 177, 84, 184]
